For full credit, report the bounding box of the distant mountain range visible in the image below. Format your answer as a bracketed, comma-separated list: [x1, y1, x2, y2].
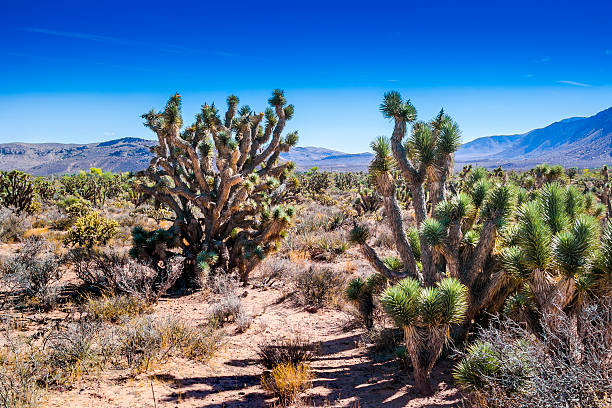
[1, 106, 610, 175]
[455, 106, 612, 169]
[0, 138, 373, 175]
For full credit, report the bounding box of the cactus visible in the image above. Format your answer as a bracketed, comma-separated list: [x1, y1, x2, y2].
[135, 90, 298, 284]
[302, 167, 332, 196]
[59, 169, 132, 207]
[353, 188, 382, 215]
[33, 176, 58, 201]
[0, 170, 36, 214]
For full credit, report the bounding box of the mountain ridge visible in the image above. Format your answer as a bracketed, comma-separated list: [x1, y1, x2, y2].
[455, 106, 612, 168]
[1, 106, 611, 175]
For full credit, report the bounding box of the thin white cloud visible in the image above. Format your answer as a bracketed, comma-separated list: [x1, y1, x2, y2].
[20, 27, 145, 47]
[557, 80, 592, 87]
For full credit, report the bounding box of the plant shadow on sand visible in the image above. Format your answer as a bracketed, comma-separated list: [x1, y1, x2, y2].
[158, 331, 460, 407]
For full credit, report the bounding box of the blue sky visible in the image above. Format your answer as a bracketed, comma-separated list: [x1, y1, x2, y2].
[0, 0, 610, 153]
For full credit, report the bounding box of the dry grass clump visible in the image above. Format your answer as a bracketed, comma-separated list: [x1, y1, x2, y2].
[41, 321, 102, 388]
[257, 337, 317, 369]
[281, 206, 349, 260]
[209, 295, 243, 324]
[0, 314, 223, 406]
[293, 266, 345, 309]
[82, 293, 151, 323]
[0, 319, 102, 408]
[112, 316, 223, 373]
[0, 335, 41, 408]
[261, 362, 314, 405]
[258, 336, 317, 404]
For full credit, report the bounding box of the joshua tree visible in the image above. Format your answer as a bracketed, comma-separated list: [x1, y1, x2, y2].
[0, 170, 36, 214]
[350, 92, 518, 393]
[133, 90, 298, 284]
[381, 277, 468, 394]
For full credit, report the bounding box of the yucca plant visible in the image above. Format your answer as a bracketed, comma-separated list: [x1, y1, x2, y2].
[380, 277, 468, 394]
[345, 273, 386, 328]
[500, 182, 611, 324]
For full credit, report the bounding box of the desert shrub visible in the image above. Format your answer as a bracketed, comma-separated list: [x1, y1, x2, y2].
[256, 258, 296, 288]
[454, 301, 612, 408]
[257, 337, 316, 369]
[0, 209, 31, 243]
[293, 266, 344, 309]
[112, 316, 222, 373]
[260, 362, 313, 405]
[206, 272, 240, 295]
[130, 205, 173, 223]
[83, 293, 151, 323]
[64, 248, 183, 301]
[40, 321, 102, 388]
[64, 211, 119, 248]
[0, 334, 41, 408]
[234, 310, 253, 333]
[209, 295, 243, 325]
[178, 322, 224, 363]
[0, 237, 60, 309]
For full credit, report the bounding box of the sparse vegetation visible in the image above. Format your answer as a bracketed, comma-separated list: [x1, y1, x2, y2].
[1, 90, 612, 407]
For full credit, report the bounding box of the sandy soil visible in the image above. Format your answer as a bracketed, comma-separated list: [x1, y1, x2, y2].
[41, 278, 461, 408]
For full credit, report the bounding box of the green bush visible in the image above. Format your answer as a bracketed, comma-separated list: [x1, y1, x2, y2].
[64, 211, 119, 248]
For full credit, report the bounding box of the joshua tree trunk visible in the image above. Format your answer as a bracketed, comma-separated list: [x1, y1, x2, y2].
[403, 326, 448, 396]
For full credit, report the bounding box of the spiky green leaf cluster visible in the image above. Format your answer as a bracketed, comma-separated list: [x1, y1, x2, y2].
[380, 277, 467, 328]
